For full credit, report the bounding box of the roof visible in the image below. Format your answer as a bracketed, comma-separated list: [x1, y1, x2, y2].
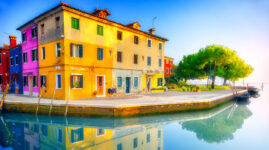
[9, 44, 22, 50]
[92, 8, 111, 15]
[0, 44, 10, 50]
[17, 2, 168, 41]
[164, 56, 174, 60]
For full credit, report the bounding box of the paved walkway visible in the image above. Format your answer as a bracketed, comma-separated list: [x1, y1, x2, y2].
[4, 90, 244, 108]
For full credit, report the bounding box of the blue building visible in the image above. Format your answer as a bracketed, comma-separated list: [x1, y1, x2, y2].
[9, 44, 23, 94]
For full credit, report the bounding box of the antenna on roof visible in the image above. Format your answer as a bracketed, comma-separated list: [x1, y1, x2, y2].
[152, 16, 157, 28]
[96, 0, 98, 9]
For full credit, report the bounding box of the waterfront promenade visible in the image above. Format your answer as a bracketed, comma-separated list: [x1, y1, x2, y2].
[2, 89, 247, 117]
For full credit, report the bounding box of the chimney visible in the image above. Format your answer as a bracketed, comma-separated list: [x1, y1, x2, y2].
[92, 8, 111, 19]
[9, 35, 17, 48]
[149, 28, 155, 35]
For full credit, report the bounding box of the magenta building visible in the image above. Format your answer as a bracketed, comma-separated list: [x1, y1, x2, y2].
[17, 23, 39, 96]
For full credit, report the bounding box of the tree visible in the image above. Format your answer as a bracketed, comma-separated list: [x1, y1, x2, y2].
[198, 45, 237, 89]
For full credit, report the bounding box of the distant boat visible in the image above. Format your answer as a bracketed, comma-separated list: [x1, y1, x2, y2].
[236, 92, 250, 101]
[248, 87, 259, 95]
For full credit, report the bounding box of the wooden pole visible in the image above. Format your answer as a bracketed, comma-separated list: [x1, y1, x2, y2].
[64, 87, 70, 116]
[0, 84, 9, 112]
[49, 87, 56, 116]
[35, 87, 42, 115]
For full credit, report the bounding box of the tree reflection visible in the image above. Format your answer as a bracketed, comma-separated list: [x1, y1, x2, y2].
[181, 105, 252, 143]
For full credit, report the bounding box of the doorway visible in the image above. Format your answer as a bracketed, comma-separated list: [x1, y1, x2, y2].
[96, 76, 105, 96]
[146, 77, 152, 93]
[29, 75, 33, 96]
[126, 77, 131, 93]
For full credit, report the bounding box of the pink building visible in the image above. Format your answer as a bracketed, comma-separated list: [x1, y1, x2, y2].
[17, 23, 39, 96]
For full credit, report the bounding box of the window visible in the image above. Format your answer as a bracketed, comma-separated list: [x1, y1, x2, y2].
[117, 143, 122, 150]
[117, 31, 122, 40]
[0, 54, 1, 64]
[147, 39, 152, 48]
[40, 75, 46, 88]
[147, 133, 150, 143]
[22, 32, 26, 42]
[158, 130, 161, 138]
[134, 77, 138, 88]
[10, 57, 13, 66]
[33, 76, 38, 87]
[71, 17, 79, 29]
[133, 138, 138, 148]
[56, 43, 61, 57]
[97, 48, 104, 60]
[159, 42, 162, 50]
[159, 58, 162, 67]
[96, 128, 105, 136]
[71, 128, 83, 143]
[57, 128, 62, 143]
[70, 43, 83, 58]
[117, 51, 122, 63]
[71, 75, 83, 88]
[23, 52, 27, 63]
[41, 47, 45, 59]
[147, 57, 151, 66]
[31, 49, 38, 61]
[134, 54, 138, 64]
[55, 17, 60, 28]
[134, 35, 139, 44]
[56, 74, 62, 89]
[41, 125, 48, 137]
[41, 24, 44, 34]
[170, 61, 173, 64]
[158, 78, 163, 86]
[170, 68, 173, 73]
[15, 56, 18, 65]
[117, 77, 122, 88]
[31, 27, 37, 38]
[23, 76, 28, 87]
[0, 75, 2, 84]
[166, 68, 169, 73]
[97, 25, 103, 36]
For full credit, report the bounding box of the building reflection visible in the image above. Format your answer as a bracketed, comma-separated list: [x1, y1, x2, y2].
[0, 101, 252, 149]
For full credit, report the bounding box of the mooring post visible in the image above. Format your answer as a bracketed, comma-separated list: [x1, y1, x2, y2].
[0, 84, 10, 112]
[64, 87, 70, 116]
[49, 87, 56, 116]
[36, 87, 42, 115]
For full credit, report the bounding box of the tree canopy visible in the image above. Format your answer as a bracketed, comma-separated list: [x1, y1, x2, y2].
[173, 45, 253, 88]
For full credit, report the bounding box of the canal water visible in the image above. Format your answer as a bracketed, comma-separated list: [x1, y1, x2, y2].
[0, 85, 268, 150]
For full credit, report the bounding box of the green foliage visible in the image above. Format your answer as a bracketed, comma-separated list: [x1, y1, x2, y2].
[175, 45, 254, 88]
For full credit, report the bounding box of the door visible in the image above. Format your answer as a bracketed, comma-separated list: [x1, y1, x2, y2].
[146, 77, 152, 93]
[29, 76, 33, 96]
[96, 76, 104, 96]
[126, 77, 130, 93]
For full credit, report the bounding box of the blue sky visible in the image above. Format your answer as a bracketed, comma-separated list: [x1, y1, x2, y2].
[0, 0, 268, 82]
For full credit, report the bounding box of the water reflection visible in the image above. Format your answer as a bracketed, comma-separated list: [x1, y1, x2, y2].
[181, 103, 252, 143]
[0, 100, 252, 150]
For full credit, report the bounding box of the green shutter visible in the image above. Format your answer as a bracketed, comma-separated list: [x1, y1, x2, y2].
[80, 76, 83, 88]
[70, 75, 73, 88]
[70, 43, 73, 57]
[79, 45, 83, 57]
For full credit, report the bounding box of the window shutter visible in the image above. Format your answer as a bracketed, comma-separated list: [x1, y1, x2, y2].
[101, 49, 104, 60]
[70, 43, 73, 57]
[79, 45, 83, 57]
[80, 76, 83, 88]
[31, 51, 34, 61]
[70, 75, 73, 88]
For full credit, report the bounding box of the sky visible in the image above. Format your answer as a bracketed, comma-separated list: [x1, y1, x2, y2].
[0, 0, 268, 83]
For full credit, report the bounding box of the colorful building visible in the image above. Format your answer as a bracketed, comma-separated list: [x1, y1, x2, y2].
[17, 2, 167, 99]
[17, 23, 39, 96]
[9, 36, 23, 94]
[0, 37, 13, 92]
[164, 56, 174, 77]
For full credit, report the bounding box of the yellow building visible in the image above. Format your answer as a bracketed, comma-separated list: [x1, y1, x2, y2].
[20, 2, 167, 99]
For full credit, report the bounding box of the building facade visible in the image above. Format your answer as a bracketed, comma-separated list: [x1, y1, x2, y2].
[164, 56, 174, 77]
[17, 2, 167, 100]
[18, 24, 39, 96]
[9, 36, 23, 94]
[0, 37, 13, 92]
